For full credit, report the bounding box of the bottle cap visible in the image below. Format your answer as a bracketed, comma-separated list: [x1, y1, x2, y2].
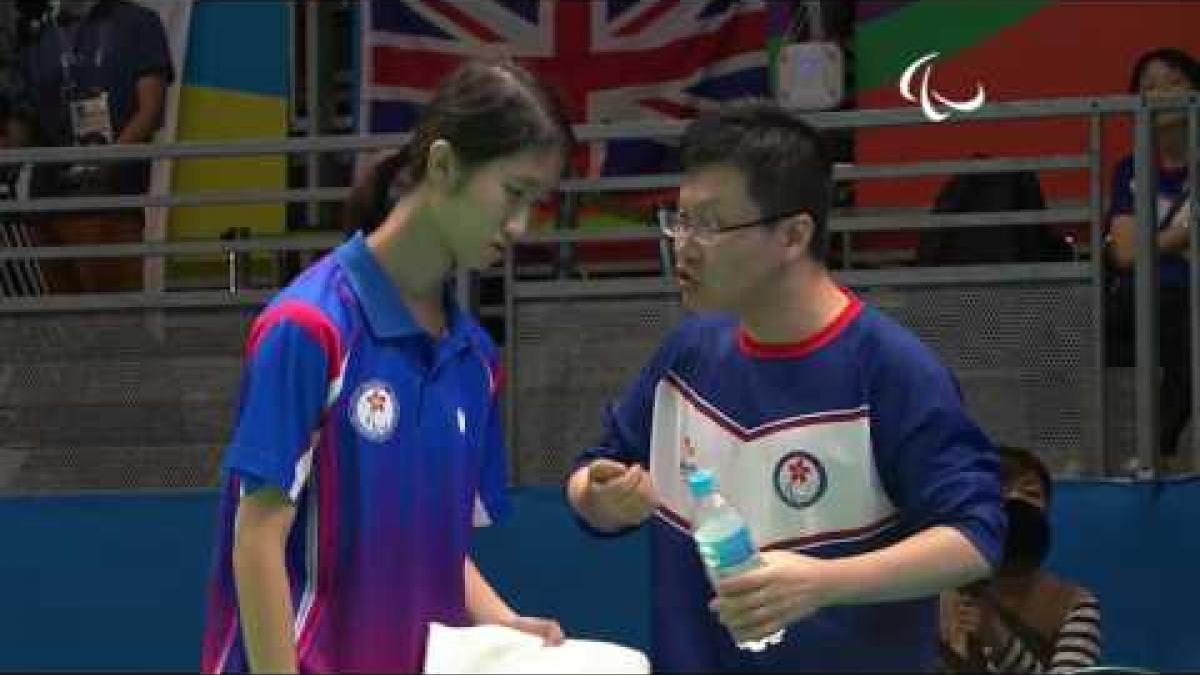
[686, 468, 715, 497]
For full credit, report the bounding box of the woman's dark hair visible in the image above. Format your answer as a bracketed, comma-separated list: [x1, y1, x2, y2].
[342, 58, 573, 235]
[1128, 47, 1200, 93]
[680, 99, 834, 262]
[989, 445, 1056, 577]
[997, 444, 1054, 506]
[341, 151, 406, 237]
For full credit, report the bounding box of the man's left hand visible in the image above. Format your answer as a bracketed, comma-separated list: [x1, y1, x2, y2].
[710, 551, 833, 643]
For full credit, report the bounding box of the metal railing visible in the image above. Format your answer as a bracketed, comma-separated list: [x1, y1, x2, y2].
[1, 92, 1197, 481]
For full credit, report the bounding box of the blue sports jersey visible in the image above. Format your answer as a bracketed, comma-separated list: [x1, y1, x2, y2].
[1108, 155, 1191, 288]
[578, 290, 1005, 673]
[202, 233, 510, 673]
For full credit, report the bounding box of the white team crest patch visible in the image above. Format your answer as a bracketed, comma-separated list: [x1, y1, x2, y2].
[773, 451, 827, 509]
[350, 380, 397, 442]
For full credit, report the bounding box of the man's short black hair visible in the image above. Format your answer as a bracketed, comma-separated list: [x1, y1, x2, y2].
[680, 99, 833, 262]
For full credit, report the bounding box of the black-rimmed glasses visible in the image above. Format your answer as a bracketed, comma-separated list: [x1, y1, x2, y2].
[659, 207, 809, 244]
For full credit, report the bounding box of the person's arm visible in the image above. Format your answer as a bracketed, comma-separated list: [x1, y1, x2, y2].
[463, 343, 561, 645]
[221, 304, 341, 672]
[713, 527, 990, 643]
[115, 73, 166, 144]
[1107, 212, 1190, 268]
[1045, 591, 1102, 674]
[464, 557, 565, 645]
[567, 458, 656, 533]
[827, 525, 990, 604]
[566, 322, 693, 533]
[984, 623, 1043, 673]
[1105, 155, 1192, 267]
[233, 488, 299, 674]
[845, 344, 1004, 597]
[115, 5, 175, 144]
[940, 590, 971, 667]
[464, 556, 518, 626]
[976, 591, 1101, 674]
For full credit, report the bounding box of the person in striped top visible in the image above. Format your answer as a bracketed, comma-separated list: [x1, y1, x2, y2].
[939, 445, 1102, 673]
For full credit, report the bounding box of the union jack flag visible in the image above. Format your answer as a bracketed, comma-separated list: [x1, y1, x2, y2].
[361, 0, 773, 178]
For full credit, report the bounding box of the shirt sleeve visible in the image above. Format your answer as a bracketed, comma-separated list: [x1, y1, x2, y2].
[1047, 591, 1102, 673]
[474, 358, 511, 527]
[127, 5, 175, 84]
[568, 321, 692, 537]
[1107, 157, 1135, 222]
[573, 321, 693, 472]
[869, 338, 1007, 570]
[223, 302, 342, 502]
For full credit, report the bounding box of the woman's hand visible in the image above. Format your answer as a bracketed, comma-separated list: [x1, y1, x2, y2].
[498, 615, 566, 646]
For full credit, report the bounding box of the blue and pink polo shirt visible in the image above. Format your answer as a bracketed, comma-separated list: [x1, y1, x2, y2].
[201, 233, 509, 673]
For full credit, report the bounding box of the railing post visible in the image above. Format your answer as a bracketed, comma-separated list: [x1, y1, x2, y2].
[305, 0, 321, 231]
[1188, 95, 1200, 463]
[1088, 113, 1108, 475]
[222, 226, 251, 294]
[1132, 102, 1161, 477]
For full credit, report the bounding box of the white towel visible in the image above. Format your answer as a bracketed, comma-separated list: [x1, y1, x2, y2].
[423, 622, 650, 674]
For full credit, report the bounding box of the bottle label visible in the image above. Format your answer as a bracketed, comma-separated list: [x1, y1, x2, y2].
[697, 526, 757, 573]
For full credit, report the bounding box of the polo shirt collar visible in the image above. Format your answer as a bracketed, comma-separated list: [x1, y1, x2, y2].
[335, 232, 472, 347]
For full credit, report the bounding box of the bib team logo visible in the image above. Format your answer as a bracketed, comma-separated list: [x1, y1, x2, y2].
[773, 451, 827, 509]
[351, 380, 397, 442]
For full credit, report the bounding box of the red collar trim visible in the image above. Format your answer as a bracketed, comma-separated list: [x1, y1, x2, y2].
[737, 288, 863, 359]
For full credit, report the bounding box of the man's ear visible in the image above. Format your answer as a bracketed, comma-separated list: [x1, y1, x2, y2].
[425, 139, 460, 192]
[781, 213, 814, 259]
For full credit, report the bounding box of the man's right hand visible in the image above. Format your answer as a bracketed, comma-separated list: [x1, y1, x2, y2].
[570, 458, 657, 532]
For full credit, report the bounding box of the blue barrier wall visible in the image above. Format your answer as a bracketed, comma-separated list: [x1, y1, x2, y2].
[0, 480, 1195, 671]
[1047, 479, 1200, 670]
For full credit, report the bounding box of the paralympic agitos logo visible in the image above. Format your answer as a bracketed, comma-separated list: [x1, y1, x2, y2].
[899, 52, 986, 122]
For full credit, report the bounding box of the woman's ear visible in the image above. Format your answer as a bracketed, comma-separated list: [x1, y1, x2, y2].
[426, 139, 460, 192]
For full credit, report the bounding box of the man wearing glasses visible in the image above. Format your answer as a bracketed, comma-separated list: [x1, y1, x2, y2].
[567, 100, 1006, 672]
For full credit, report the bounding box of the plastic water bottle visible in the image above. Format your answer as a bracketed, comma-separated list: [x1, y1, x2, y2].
[686, 468, 785, 651]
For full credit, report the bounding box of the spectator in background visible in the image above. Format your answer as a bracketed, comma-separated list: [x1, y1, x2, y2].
[916, 162, 1074, 267]
[939, 445, 1102, 674]
[1, 95, 47, 296]
[18, 0, 173, 293]
[0, 94, 36, 169]
[1104, 47, 1199, 474]
[0, 96, 37, 200]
